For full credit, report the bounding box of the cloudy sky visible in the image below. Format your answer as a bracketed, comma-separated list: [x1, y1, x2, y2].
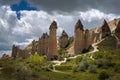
[0, 0, 120, 55]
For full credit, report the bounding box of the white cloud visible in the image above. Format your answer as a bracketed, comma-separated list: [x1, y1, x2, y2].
[0, 5, 120, 54]
[79, 9, 120, 22]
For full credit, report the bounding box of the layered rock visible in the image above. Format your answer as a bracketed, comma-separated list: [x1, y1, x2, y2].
[59, 30, 69, 48]
[47, 21, 58, 60]
[100, 20, 111, 38]
[74, 19, 85, 54]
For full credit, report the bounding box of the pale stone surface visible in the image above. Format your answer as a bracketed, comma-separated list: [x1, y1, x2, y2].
[115, 20, 120, 39]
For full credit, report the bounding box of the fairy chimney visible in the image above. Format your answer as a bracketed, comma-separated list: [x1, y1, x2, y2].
[47, 21, 58, 60]
[100, 20, 111, 38]
[74, 19, 85, 54]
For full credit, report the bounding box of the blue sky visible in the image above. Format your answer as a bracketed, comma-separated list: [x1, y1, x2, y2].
[11, 0, 38, 19]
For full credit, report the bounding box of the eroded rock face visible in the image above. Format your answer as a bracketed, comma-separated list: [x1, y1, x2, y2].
[12, 45, 29, 59]
[38, 33, 49, 55]
[31, 40, 36, 55]
[84, 29, 91, 49]
[100, 20, 111, 38]
[74, 20, 85, 54]
[115, 20, 120, 39]
[75, 19, 84, 32]
[47, 21, 58, 60]
[12, 45, 19, 58]
[59, 30, 69, 48]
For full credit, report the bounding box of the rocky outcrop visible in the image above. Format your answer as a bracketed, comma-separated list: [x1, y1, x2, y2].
[74, 19, 85, 54]
[13, 18, 120, 60]
[38, 33, 49, 55]
[12, 45, 29, 59]
[59, 30, 69, 48]
[31, 40, 37, 55]
[91, 28, 101, 43]
[115, 20, 120, 39]
[47, 21, 58, 60]
[108, 18, 120, 31]
[12, 45, 19, 58]
[100, 20, 111, 38]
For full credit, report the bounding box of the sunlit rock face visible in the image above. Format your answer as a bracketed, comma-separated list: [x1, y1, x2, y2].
[47, 21, 58, 60]
[74, 20, 85, 54]
[115, 20, 120, 40]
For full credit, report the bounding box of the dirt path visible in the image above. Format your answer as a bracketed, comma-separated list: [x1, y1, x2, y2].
[52, 39, 104, 72]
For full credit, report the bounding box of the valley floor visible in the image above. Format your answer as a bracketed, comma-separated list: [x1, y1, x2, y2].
[0, 36, 120, 80]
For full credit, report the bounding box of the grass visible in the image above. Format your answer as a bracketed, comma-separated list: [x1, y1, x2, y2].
[0, 47, 120, 80]
[98, 35, 117, 51]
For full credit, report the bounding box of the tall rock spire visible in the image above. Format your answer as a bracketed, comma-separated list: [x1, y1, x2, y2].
[47, 21, 58, 60]
[75, 19, 84, 32]
[100, 19, 111, 38]
[74, 19, 85, 54]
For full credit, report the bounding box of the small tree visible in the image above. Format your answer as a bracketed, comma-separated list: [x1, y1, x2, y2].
[28, 54, 46, 64]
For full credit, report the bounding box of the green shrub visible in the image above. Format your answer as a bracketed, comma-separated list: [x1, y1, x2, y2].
[72, 65, 79, 72]
[98, 71, 109, 80]
[114, 64, 120, 73]
[93, 51, 103, 59]
[14, 65, 32, 80]
[78, 63, 86, 71]
[88, 65, 97, 73]
[28, 54, 46, 64]
[75, 56, 83, 64]
[97, 59, 113, 69]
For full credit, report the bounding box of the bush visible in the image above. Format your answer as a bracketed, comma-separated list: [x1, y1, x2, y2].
[28, 54, 46, 64]
[72, 65, 79, 72]
[73, 59, 89, 72]
[97, 59, 113, 69]
[14, 65, 32, 80]
[80, 59, 89, 69]
[75, 56, 83, 64]
[94, 51, 103, 59]
[114, 64, 120, 73]
[98, 71, 109, 80]
[78, 63, 86, 71]
[88, 65, 97, 73]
